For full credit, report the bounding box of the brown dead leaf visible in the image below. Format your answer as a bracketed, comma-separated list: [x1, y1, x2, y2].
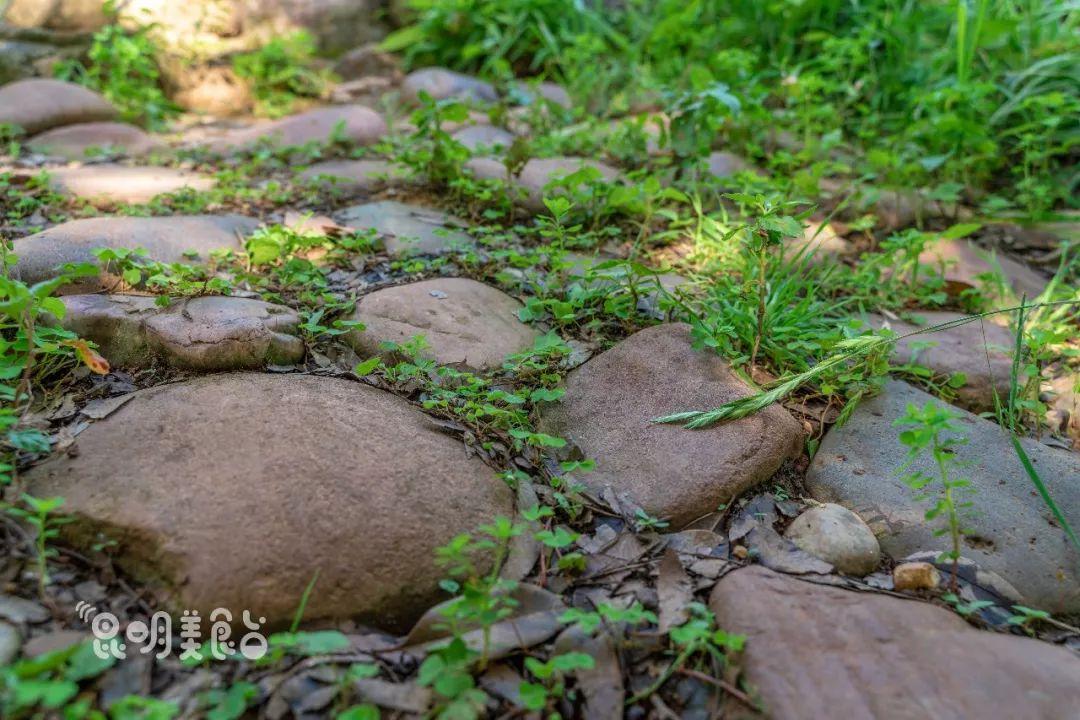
[555, 626, 624, 720]
[62, 339, 110, 375]
[657, 549, 693, 633]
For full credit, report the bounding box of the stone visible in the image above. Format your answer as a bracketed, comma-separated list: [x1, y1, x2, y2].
[466, 156, 622, 213]
[0, 594, 49, 624]
[22, 630, 88, 658]
[27, 122, 164, 159]
[514, 81, 571, 109]
[538, 324, 803, 527]
[168, 65, 254, 116]
[401, 67, 498, 104]
[0, 622, 19, 666]
[706, 151, 756, 179]
[919, 238, 1048, 303]
[13, 215, 257, 291]
[26, 373, 514, 631]
[0, 78, 117, 134]
[46, 165, 214, 206]
[298, 159, 407, 194]
[784, 503, 880, 576]
[892, 561, 941, 591]
[785, 221, 850, 261]
[206, 105, 387, 152]
[4, 0, 108, 32]
[451, 124, 515, 152]
[346, 278, 540, 371]
[335, 200, 473, 256]
[1046, 374, 1079, 450]
[865, 311, 1015, 411]
[807, 379, 1080, 613]
[709, 566, 1080, 719]
[59, 294, 304, 371]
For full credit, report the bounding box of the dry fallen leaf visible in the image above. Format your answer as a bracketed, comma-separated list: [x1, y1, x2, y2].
[62, 339, 110, 375]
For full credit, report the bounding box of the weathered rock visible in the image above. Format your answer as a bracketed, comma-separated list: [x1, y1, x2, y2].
[346, 278, 540, 371]
[298, 159, 407, 194]
[514, 81, 571, 109]
[0, 622, 19, 666]
[785, 221, 850, 261]
[709, 566, 1080, 719]
[1047, 374, 1079, 450]
[26, 373, 513, 631]
[466, 156, 622, 213]
[46, 165, 214, 206]
[538, 324, 803, 527]
[206, 105, 387, 151]
[451, 124, 515, 152]
[706, 151, 756, 179]
[784, 503, 880, 576]
[866, 311, 1015, 411]
[401, 67, 497, 104]
[21, 630, 88, 658]
[893, 561, 941, 591]
[0, 78, 116, 134]
[807, 379, 1080, 613]
[919, 238, 1048, 303]
[27, 122, 164, 159]
[4, 0, 108, 32]
[0, 34, 88, 85]
[13, 215, 257, 291]
[59, 294, 304, 370]
[0, 594, 49, 624]
[335, 200, 473, 256]
[333, 42, 402, 81]
[168, 65, 254, 116]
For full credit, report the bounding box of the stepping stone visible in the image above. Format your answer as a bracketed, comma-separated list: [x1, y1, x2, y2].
[46, 165, 214, 206]
[298, 159, 407, 194]
[13, 214, 257, 291]
[346, 278, 540, 371]
[513, 81, 571, 109]
[466, 156, 622, 213]
[864, 311, 1015, 411]
[401, 67, 498, 104]
[0, 78, 117, 134]
[919, 238, 1048, 303]
[451, 124, 515, 152]
[27, 122, 163, 160]
[709, 566, 1080, 719]
[206, 105, 387, 152]
[26, 373, 513, 631]
[59, 294, 304, 371]
[807, 379, 1080, 613]
[785, 221, 850, 261]
[335, 200, 473, 256]
[538, 323, 803, 526]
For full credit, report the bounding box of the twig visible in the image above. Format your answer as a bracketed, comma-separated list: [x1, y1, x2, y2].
[676, 666, 756, 708]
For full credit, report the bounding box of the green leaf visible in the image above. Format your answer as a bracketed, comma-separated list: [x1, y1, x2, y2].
[518, 682, 548, 711]
[337, 705, 380, 720]
[354, 357, 382, 376]
[268, 630, 349, 656]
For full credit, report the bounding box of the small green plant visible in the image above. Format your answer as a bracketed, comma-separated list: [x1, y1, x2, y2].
[894, 401, 973, 592]
[232, 31, 333, 118]
[2, 495, 70, 599]
[518, 652, 595, 712]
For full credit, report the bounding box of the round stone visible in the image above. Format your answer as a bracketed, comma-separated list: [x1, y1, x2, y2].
[784, 503, 881, 576]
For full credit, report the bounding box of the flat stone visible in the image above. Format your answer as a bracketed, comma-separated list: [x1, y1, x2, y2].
[466, 156, 622, 212]
[784, 503, 880, 576]
[335, 200, 473, 256]
[709, 566, 1080, 719]
[207, 105, 387, 151]
[807, 379, 1080, 613]
[706, 151, 757, 179]
[298, 159, 407, 193]
[59, 294, 304, 371]
[514, 81, 571, 108]
[785, 221, 850, 261]
[0, 622, 19, 666]
[0, 594, 49, 624]
[538, 323, 803, 527]
[1047, 374, 1079, 450]
[919, 238, 1048, 303]
[893, 561, 941, 591]
[346, 278, 540, 371]
[0, 78, 117, 134]
[22, 630, 89, 658]
[451, 124, 515, 152]
[401, 67, 497, 104]
[46, 165, 214, 206]
[26, 373, 514, 631]
[13, 215, 257, 291]
[866, 311, 1015, 411]
[27, 122, 163, 160]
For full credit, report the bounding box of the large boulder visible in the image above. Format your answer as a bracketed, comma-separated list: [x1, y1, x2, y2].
[538, 324, 803, 526]
[13, 215, 257, 290]
[26, 373, 513, 631]
[59, 294, 304, 370]
[28, 122, 164, 160]
[346, 278, 540, 371]
[46, 165, 213, 206]
[335, 200, 473, 256]
[807, 380, 1080, 613]
[0, 78, 116, 134]
[205, 105, 387, 152]
[709, 566, 1080, 719]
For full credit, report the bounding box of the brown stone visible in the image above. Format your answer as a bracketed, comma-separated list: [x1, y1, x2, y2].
[207, 105, 387, 152]
[13, 215, 257, 291]
[346, 278, 539, 371]
[59, 294, 304, 370]
[46, 165, 214, 206]
[26, 373, 514, 631]
[919, 238, 1048, 303]
[298, 159, 407, 194]
[892, 561, 941, 591]
[538, 324, 803, 526]
[709, 567, 1080, 719]
[0, 78, 117, 134]
[27, 122, 163, 160]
